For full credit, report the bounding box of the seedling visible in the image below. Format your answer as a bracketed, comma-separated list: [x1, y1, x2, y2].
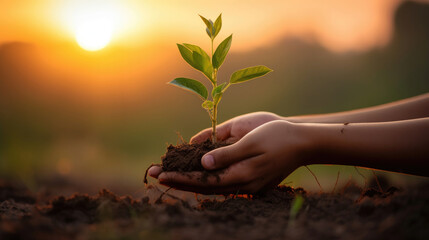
[169, 14, 273, 143]
[288, 194, 304, 227]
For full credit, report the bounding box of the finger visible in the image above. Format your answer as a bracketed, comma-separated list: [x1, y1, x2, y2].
[201, 138, 262, 170]
[158, 171, 241, 188]
[160, 181, 246, 195]
[214, 122, 232, 142]
[190, 122, 232, 144]
[190, 128, 212, 144]
[161, 177, 264, 195]
[225, 136, 240, 144]
[148, 166, 163, 178]
[159, 153, 264, 187]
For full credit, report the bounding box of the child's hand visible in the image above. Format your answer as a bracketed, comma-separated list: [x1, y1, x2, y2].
[152, 120, 309, 194]
[190, 111, 282, 144]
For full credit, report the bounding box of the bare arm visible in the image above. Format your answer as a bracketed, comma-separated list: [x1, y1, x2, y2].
[287, 93, 429, 123]
[148, 93, 429, 194]
[150, 118, 429, 194]
[299, 118, 429, 176]
[190, 93, 429, 144]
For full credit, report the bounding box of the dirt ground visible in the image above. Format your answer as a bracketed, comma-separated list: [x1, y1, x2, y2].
[1, 177, 428, 240]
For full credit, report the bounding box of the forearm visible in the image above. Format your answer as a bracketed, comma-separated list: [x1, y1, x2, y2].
[296, 118, 429, 177]
[286, 93, 429, 123]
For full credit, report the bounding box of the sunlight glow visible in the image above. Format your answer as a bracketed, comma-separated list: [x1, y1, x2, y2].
[62, 0, 126, 51]
[75, 16, 113, 51]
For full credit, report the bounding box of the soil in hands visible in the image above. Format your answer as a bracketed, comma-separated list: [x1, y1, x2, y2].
[161, 139, 228, 181]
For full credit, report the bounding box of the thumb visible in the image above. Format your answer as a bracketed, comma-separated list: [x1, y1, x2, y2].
[201, 139, 258, 170]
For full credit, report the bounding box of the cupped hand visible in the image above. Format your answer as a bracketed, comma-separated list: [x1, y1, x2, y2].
[149, 120, 310, 194]
[190, 111, 282, 144]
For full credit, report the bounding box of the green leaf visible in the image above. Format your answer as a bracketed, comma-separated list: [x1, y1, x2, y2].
[230, 65, 273, 84]
[209, 20, 214, 31]
[177, 44, 195, 68]
[213, 35, 232, 69]
[202, 100, 214, 110]
[192, 51, 213, 81]
[178, 43, 213, 81]
[213, 14, 222, 38]
[211, 83, 226, 97]
[169, 78, 208, 100]
[212, 83, 226, 104]
[183, 43, 210, 60]
[199, 15, 214, 38]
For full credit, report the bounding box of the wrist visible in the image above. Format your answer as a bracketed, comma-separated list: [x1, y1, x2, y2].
[282, 116, 300, 123]
[293, 122, 353, 166]
[290, 123, 321, 166]
[283, 116, 313, 124]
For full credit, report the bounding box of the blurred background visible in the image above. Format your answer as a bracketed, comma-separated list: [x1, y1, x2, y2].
[1, 0, 428, 194]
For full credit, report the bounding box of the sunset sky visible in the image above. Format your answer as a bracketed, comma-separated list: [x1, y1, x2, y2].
[1, 0, 429, 191]
[1, 0, 426, 52]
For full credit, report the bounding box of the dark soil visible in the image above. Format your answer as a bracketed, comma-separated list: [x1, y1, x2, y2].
[160, 140, 228, 182]
[162, 140, 227, 172]
[1, 178, 428, 240]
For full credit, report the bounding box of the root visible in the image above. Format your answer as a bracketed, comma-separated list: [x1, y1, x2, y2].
[152, 186, 190, 207]
[354, 166, 368, 188]
[155, 187, 172, 204]
[340, 175, 354, 194]
[305, 166, 324, 192]
[154, 186, 186, 204]
[144, 163, 162, 185]
[175, 131, 186, 145]
[331, 171, 340, 194]
[371, 170, 384, 193]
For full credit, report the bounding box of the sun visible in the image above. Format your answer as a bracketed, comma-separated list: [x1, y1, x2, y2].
[62, 1, 124, 51]
[75, 17, 113, 51]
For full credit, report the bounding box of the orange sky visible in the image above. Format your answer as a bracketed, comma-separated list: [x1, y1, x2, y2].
[1, 0, 428, 53]
[1, 0, 429, 187]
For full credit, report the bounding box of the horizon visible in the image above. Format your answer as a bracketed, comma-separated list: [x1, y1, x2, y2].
[2, 0, 427, 52]
[1, 0, 429, 193]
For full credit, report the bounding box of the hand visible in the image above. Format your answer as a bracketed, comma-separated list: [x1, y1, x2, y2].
[190, 111, 282, 144]
[149, 120, 310, 194]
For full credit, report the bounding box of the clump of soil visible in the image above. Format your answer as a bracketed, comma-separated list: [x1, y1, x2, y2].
[1, 178, 429, 240]
[161, 140, 228, 180]
[144, 140, 228, 184]
[0, 180, 35, 204]
[46, 189, 151, 224]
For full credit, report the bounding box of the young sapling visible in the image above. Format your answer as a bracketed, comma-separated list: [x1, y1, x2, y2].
[169, 14, 273, 143]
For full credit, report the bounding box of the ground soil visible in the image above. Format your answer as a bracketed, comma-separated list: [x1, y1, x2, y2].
[1, 177, 428, 240]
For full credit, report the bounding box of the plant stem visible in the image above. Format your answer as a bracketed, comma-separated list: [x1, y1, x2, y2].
[212, 103, 217, 143]
[211, 38, 214, 59]
[210, 37, 218, 144]
[212, 69, 218, 143]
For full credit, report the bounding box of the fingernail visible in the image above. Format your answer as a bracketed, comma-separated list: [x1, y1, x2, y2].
[148, 167, 161, 177]
[202, 155, 215, 169]
[158, 173, 167, 182]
